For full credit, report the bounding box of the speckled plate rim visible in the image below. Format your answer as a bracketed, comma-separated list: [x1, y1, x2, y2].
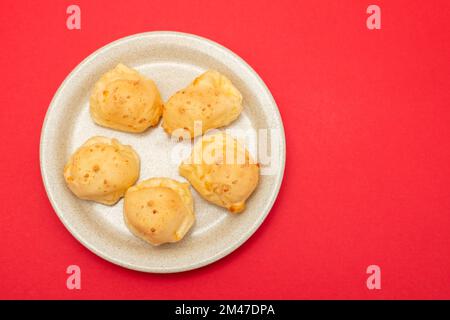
[40, 31, 286, 273]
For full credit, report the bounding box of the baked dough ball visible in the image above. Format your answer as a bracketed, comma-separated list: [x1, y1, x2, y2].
[64, 136, 140, 205]
[162, 70, 243, 138]
[90, 63, 163, 133]
[124, 178, 195, 246]
[179, 133, 259, 213]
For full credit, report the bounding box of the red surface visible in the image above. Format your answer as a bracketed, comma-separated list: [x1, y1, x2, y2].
[1, 0, 449, 299]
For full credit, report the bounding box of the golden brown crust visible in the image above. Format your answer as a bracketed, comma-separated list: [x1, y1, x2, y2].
[63, 136, 140, 205]
[179, 133, 259, 213]
[90, 64, 163, 133]
[162, 70, 243, 138]
[123, 178, 195, 245]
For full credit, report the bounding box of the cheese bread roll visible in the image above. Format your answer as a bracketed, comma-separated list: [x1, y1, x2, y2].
[64, 136, 140, 205]
[162, 70, 243, 138]
[90, 64, 163, 133]
[179, 133, 259, 213]
[124, 178, 195, 246]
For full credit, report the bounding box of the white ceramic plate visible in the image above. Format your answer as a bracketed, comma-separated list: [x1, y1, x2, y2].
[40, 31, 285, 273]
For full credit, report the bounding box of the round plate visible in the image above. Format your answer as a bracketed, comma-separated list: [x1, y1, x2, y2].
[40, 31, 285, 273]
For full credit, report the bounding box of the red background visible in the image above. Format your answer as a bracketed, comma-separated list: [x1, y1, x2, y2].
[1, 0, 449, 299]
